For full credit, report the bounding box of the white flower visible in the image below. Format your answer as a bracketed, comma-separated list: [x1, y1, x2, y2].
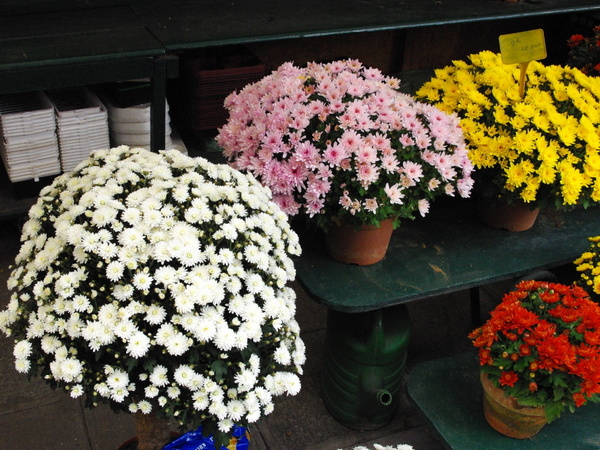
[106, 368, 129, 390]
[209, 399, 228, 421]
[60, 357, 84, 382]
[174, 365, 195, 388]
[98, 304, 119, 326]
[167, 386, 181, 399]
[114, 319, 136, 340]
[144, 385, 159, 398]
[165, 332, 190, 356]
[1, 146, 306, 438]
[149, 365, 169, 387]
[137, 400, 152, 414]
[217, 418, 234, 433]
[40, 335, 61, 354]
[154, 266, 179, 286]
[70, 384, 84, 398]
[13, 340, 32, 359]
[226, 400, 246, 422]
[122, 207, 141, 225]
[145, 305, 167, 325]
[191, 316, 216, 342]
[118, 228, 145, 249]
[214, 325, 236, 352]
[112, 284, 134, 301]
[192, 391, 210, 411]
[15, 358, 31, 373]
[155, 323, 175, 346]
[234, 368, 258, 393]
[273, 344, 292, 365]
[106, 261, 125, 282]
[72, 295, 91, 313]
[132, 271, 153, 291]
[126, 331, 151, 358]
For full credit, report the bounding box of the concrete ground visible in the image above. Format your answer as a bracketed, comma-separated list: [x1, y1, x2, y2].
[0, 215, 548, 450]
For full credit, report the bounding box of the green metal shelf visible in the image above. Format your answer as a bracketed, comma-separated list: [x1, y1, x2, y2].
[0, 0, 598, 220]
[138, 0, 600, 50]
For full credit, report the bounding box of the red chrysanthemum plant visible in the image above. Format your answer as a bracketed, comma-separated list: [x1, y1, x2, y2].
[469, 280, 600, 422]
[567, 25, 600, 77]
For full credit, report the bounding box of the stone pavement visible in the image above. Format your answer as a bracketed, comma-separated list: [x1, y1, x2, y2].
[0, 215, 519, 450]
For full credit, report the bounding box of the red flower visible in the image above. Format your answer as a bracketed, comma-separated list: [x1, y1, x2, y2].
[519, 344, 531, 356]
[499, 371, 519, 387]
[573, 392, 587, 407]
[478, 348, 493, 365]
[540, 291, 560, 303]
[568, 34, 586, 47]
[537, 334, 576, 371]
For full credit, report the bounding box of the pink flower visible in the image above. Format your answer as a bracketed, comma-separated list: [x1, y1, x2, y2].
[384, 183, 405, 204]
[218, 59, 474, 229]
[340, 130, 362, 151]
[340, 191, 353, 210]
[356, 146, 378, 164]
[364, 198, 379, 213]
[275, 195, 301, 216]
[382, 155, 399, 173]
[418, 199, 430, 217]
[357, 163, 379, 186]
[324, 144, 347, 166]
[400, 134, 415, 147]
[428, 178, 441, 191]
[402, 161, 423, 182]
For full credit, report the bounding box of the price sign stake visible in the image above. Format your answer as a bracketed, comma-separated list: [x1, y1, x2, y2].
[499, 29, 547, 98]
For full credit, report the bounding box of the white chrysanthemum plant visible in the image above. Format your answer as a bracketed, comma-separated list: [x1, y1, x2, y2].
[0, 146, 304, 450]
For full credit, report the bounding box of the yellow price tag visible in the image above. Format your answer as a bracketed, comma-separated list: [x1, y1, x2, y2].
[499, 29, 547, 64]
[498, 29, 547, 98]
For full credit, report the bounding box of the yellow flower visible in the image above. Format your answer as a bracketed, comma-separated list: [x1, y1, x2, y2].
[520, 176, 540, 202]
[505, 160, 535, 188]
[591, 179, 600, 202]
[558, 161, 587, 205]
[578, 116, 600, 149]
[493, 106, 510, 125]
[537, 162, 557, 184]
[417, 51, 600, 209]
[584, 150, 600, 178]
[510, 115, 528, 130]
[512, 129, 538, 155]
[555, 116, 578, 147]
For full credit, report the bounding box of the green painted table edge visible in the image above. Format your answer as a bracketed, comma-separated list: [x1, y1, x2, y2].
[295, 201, 600, 313]
[407, 352, 600, 449]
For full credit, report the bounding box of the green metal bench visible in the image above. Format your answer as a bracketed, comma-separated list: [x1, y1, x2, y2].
[408, 352, 600, 449]
[295, 200, 600, 428]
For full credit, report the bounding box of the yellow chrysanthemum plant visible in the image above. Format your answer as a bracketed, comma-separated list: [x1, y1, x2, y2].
[574, 236, 600, 301]
[417, 50, 600, 211]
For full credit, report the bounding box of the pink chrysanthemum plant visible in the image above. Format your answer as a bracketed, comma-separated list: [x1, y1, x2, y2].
[216, 59, 474, 231]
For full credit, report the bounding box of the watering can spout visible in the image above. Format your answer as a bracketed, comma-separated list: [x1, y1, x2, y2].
[376, 389, 392, 406]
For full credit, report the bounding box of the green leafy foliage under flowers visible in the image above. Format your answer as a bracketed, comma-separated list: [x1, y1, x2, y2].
[0, 146, 305, 447]
[469, 281, 600, 423]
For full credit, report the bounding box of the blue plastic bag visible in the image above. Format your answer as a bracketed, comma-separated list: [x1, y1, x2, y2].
[162, 425, 250, 450]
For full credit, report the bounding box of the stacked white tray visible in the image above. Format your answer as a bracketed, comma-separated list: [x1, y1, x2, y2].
[0, 91, 61, 182]
[104, 95, 173, 150]
[47, 87, 110, 173]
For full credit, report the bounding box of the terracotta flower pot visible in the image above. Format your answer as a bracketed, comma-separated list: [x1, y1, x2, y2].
[478, 197, 540, 232]
[480, 373, 547, 439]
[325, 218, 394, 265]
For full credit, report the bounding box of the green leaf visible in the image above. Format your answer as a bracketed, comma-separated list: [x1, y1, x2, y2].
[211, 360, 227, 382]
[544, 400, 564, 423]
